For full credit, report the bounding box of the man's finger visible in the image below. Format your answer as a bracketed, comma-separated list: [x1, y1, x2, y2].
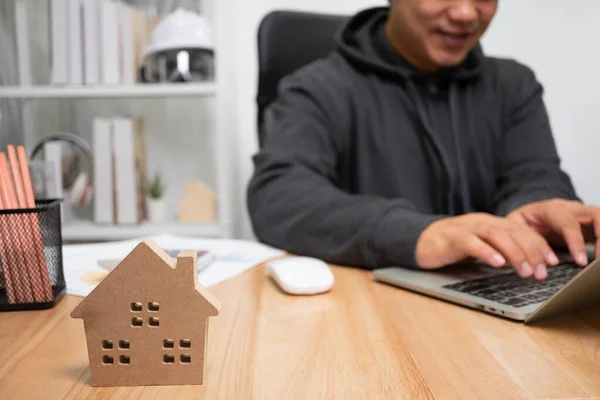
[459, 235, 506, 268]
[477, 228, 534, 278]
[547, 207, 587, 266]
[508, 222, 551, 280]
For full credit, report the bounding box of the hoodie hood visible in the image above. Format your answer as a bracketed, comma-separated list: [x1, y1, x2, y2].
[335, 7, 487, 215]
[336, 7, 484, 82]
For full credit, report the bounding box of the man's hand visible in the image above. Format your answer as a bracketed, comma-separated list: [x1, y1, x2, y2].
[507, 199, 600, 265]
[415, 213, 560, 280]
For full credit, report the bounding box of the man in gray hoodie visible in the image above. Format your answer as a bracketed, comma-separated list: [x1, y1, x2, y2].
[247, 0, 600, 280]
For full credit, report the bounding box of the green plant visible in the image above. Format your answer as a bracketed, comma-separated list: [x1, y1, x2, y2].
[147, 172, 166, 199]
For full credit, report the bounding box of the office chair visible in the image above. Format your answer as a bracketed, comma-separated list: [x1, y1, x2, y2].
[256, 10, 348, 148]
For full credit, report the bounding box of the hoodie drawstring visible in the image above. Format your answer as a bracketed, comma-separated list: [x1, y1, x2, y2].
[449, 83, 472, 213]
[406, 80, 470, 215]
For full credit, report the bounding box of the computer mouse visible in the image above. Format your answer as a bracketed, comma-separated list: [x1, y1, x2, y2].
[267, 256, 334, 295]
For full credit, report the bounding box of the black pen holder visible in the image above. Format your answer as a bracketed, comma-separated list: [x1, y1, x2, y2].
[0, 199, 66, 311]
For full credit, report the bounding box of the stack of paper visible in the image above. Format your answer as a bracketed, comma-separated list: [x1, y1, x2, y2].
[62, 234, 285, 297]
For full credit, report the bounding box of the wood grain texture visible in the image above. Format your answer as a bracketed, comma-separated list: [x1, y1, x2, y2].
[1, 264, 600, 399]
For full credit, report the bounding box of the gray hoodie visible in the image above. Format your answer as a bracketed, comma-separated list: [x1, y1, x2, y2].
[247, 7, 578, 269]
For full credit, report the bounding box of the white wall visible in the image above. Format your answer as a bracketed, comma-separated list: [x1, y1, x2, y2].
[231, 0, 600, 240]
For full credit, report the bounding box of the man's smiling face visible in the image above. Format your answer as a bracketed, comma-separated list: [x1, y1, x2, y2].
[388, 0, 498, 71]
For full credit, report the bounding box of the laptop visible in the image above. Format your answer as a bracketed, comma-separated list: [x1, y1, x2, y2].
[372, 248, 600, 323]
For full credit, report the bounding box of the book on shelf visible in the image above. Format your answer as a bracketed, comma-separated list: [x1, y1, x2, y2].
[99, 0, 119, 84]
[92, 118, 112, 224]
[67, 0, 83, 85]
[92, 116, 147, 226]
[82, 0, 101, 84]
[51, 0, 158, 86]
[50, 0, 69, 84]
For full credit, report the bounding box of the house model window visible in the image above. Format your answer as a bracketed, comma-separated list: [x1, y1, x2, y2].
[100, 338, 131, 367]
[180, 354, 191, 364]
[129, 301, 160, 327]
[70, 238, 221, 387]
[163, 354, 175, 364]
[162, 338, 193, 365]
[163, 352, 192, 364]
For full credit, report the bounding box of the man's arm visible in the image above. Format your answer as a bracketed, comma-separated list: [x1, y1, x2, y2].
[247, 68, 444, 269]
[494, 61, 579, 216]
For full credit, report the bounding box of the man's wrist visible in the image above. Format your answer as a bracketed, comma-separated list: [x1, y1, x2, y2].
[369, 207, 447, 269]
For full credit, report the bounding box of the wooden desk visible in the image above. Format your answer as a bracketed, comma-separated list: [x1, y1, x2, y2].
[1, 264, 600, 399]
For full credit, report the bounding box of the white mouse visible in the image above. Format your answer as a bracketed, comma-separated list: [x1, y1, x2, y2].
[267, 256, 334, 295]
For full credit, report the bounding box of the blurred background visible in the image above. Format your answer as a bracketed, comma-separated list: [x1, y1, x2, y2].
[0, 0, 598, 243]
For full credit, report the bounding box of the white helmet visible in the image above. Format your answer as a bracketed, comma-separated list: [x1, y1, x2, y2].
[141, 8, 215, 83]
[145, 8, 214, 55]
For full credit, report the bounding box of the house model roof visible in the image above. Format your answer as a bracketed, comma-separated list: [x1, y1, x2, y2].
[71, 237, 221, 319]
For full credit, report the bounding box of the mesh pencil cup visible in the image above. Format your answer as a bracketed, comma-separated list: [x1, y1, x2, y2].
[0, 199, 66, 311]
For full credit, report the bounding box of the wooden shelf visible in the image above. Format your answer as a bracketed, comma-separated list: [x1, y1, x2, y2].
[62, 220, 223, 242]
[0, 82, 218, 99]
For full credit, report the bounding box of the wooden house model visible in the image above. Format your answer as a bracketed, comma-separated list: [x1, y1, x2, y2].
[178, 180, 217, 223]
[71, 238, 221, 387]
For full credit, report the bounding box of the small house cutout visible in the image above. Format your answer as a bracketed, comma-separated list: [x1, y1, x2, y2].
[178, 180, 217, 223]
[71, 238, 221, 387]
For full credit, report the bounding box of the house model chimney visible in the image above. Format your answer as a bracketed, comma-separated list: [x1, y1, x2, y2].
[176, 251, 198, 285]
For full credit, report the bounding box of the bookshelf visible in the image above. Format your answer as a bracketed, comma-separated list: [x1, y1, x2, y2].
[62, 220, 222, 241]
[6, 0, 236, 242]
[0, 83, 218, 99]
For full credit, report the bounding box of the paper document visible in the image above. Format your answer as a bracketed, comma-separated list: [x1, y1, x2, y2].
[62, 234, 285, 297]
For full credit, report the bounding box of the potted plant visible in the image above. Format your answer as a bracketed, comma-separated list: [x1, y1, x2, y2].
[146, 172, 166, 223]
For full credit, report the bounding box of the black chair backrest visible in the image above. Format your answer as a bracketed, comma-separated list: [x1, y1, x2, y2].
[256, 10, 348, 148]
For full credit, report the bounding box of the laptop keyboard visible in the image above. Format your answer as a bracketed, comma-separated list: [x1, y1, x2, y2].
[442, 263, 582, 308]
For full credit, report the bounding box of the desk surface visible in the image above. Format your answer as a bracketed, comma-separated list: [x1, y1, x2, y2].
[1, 264, 600, 399]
